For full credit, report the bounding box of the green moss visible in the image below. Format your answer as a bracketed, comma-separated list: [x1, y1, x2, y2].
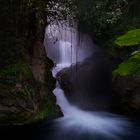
[19, 85, 35, 97]
[20, 63, 33, 80]
[34, 97, 59, 122]
[29, 57, 60, 122]
[0, 61, 32, 86]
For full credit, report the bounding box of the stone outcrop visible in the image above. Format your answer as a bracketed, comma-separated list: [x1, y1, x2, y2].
[0, 21, 61, 124]
[57, 51, 116, 111]
[114, 76, 140, 116]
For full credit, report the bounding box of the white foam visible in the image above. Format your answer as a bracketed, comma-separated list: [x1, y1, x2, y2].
[52, 65, 132, 140]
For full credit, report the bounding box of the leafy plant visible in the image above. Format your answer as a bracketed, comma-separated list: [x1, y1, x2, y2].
[113, 57, 140, 78]
[115, 29, 140, 47]
[113, 29, 140, 78]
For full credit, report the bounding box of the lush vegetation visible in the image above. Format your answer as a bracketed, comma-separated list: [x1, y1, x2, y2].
[115, 29, 140, 47]
[113, 29, 140, 78]
[69, 0, 140, 45]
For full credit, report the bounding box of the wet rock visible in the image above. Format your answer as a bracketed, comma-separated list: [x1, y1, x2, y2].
[114, 76, 140, 116]
[57, 51, 116, 112]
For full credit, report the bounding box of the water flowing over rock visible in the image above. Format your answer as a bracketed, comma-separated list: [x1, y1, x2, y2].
[57, 52, 115, 111]
[43, 21, 140, 140]
[44, 21, 96, 65]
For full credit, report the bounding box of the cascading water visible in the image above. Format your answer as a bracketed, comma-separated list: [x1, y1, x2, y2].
[51, 50, 131, 140]
[43, 22, 140, 140]
[58, 41, 72, 67]
[44, 22, 95, 65]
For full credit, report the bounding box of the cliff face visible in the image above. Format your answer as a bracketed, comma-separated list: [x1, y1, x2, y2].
[113, 76, 140, 116]
[0, 1, 60, 124]
[76, 0, 140, 116]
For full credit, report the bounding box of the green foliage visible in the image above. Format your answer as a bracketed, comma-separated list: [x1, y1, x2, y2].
[24, 0, 47, 24]
[70, 0, 140, 48]
[132, 51, 140, 58]
[113, 29, 140, 78]
[20, 85, 35, 97]
[0, 61, 32, 86]
[113, 57, 140, 78]
[34, 97, 59, 121]
[115, 29, 140, 47]
[23, 0, 74, 25]
[72, 0, 128, 35]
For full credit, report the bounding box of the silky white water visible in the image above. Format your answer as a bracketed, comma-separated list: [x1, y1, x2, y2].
[44, 22, 95, 65]
[45, 22, 136, 140]
[52, 64, 132, 140]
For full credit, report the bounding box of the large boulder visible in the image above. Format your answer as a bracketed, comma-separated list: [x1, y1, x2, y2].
[57, 51, 117, 111]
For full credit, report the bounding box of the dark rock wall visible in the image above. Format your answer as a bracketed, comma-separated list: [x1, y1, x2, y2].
[0, 0, 60, 125]
[114, 76, 140, 117]
[57, 51, 116, 112]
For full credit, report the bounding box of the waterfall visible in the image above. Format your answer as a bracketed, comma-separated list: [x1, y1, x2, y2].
[44, 22, 137, 140]
[51, 63, 132, 140]
[58, 41, 72, 66]
[44, 21, 95, 65]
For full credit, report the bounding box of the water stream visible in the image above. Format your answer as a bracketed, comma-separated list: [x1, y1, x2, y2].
[50, 51, 135, 140]
[43, 22, 140, 140]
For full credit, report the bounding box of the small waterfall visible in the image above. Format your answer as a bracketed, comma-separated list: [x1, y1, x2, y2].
[44, 22, 139, 140]
[58, 41, 72, 66]
[44, 21, 95, 65]
[51, 64, 133, 140]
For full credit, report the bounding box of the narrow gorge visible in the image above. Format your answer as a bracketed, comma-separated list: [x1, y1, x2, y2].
[0, 0, 140, 140]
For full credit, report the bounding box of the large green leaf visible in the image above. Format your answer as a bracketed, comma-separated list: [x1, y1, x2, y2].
[115, 29, 140, 47]
[131, 51, 140, 59]
[113, 57, 140, 78]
